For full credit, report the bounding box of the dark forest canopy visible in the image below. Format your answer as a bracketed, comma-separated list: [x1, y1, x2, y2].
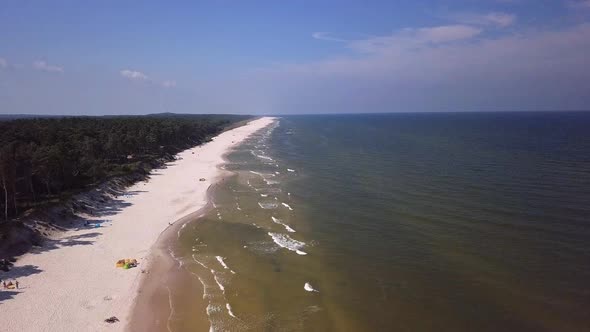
[0, 114, 252, 221]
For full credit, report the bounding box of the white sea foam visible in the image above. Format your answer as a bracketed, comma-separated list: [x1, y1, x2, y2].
[206, 304, 222, 316]
[216, 256, 236, 274]
[226, 303, 237, 318]
[282, 203, 294, 211]
[258, 201, 278, 209]
[272, 216, 296, 232]
[192, 255, 209, 269]
[250, 170, 275, 177]
[216, 256, 229, 269]
[188, 272, 210, 299]
[168, 247, 183, 268]
[166, 286, 176, 332]
[197, 276, 208, 299]
[212, 270, 225, 293]
[268, 232, 307, 255]
[304, 282, 319, 292]
[251, 151, 274, 161]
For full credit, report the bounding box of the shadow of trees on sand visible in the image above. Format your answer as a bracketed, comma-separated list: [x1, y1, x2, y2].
[2, 264, 43, 279]
[30, 232, 102, 255]
[0, 186, 152, 304]
[0, 264, 43, 304]
[0, 290, 20, 304]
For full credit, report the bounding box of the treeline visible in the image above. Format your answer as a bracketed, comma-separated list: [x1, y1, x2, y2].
[0, 114, 251, 220]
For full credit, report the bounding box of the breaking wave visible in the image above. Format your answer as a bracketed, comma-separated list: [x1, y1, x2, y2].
[268, 232, 307, 255]
[258, 201, 278, 209]
[212, 270, 225, 293]
[272, 216, 296, 232]
[304, 282, 319, 292]
[226, 303, 237, 318]
[216, 256, 236, 274]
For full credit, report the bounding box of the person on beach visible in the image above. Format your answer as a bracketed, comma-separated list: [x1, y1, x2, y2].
[2, 281, 6, 289]
[15, 280, 19, 289]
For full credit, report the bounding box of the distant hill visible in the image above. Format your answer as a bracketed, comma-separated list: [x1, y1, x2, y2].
[0, 113, 251, 121]
[0, 114, 67, 121]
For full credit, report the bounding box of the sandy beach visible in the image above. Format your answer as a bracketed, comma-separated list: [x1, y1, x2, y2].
[0, 117, 274, 332]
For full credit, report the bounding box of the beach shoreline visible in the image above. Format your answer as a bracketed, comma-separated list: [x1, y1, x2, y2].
[126, 183, 220, 332]
[126, 206, 212, 332]
[0, 117, 275, 332]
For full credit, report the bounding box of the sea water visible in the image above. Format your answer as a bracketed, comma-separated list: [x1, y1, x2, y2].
[171, 112, 590, 331]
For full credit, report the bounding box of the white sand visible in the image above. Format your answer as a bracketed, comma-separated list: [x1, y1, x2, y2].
[0, 117, 275, 332]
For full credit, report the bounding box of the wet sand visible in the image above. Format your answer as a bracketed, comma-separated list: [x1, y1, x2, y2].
[127, 208, 212, 332]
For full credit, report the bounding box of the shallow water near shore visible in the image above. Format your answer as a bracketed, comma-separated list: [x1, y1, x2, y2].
[168, 112, 590, 331]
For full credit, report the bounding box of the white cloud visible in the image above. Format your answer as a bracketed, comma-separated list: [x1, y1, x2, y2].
[33, 60, 64, 73]
[277, 23, 590, 79]
[481, 12, 517, 27]
[120, 69, 149, 81]
[162, 80, 176, 88]
[120, 69, 176, 88]
[0, 58, 7, 68]
[414, 25, 482, 42]
[253, 22, 590, 113]
[451, 12, 517, 28]
[312, 32, 347, 42]
[348, 25, 482, 54]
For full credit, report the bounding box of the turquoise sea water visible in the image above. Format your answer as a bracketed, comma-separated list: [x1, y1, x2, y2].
[173, 112, 590, 331]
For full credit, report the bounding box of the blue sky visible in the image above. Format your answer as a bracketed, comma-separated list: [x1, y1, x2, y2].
[1, 0, 589, 115]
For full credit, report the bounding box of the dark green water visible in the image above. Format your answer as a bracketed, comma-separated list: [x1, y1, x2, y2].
[174, 112, 590, 331]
